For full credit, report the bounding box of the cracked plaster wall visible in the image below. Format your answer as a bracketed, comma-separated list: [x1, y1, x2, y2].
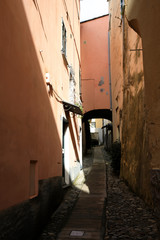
[109, 0, 160, 213]
[125, 0, 160, 215]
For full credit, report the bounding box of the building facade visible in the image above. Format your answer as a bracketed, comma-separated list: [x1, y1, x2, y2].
[125, 0, 160, 218]
[80, 15, 112, 152]
[80, 15, 111, 113]
[0, 0, 82, 239]
[108, 0, 160, 216]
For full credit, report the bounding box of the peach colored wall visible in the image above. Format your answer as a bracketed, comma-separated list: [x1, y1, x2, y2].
[0, 0, 81, 211]
[80, 16, 110, 113]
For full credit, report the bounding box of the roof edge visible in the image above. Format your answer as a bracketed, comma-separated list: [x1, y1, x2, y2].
[80, 14, 109, 24]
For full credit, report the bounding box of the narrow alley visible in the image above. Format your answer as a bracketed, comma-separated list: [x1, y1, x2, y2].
[39, 146, 160, 240]
[1, 1, 160, 239]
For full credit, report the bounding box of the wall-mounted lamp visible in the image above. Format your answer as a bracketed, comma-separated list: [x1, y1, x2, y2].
[45, 72, 50, 84]
[45, 72, 53, 97]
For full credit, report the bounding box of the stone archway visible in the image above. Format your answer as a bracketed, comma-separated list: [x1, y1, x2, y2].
[82, 109, 112, 153]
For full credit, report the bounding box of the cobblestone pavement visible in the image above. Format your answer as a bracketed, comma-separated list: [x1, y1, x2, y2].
[56, 146, 106, 239]
[39, 148, 160, 240]
[38, 150, 93, 240]
[38, 186, 80, 240]
[103, 150, 160, 240]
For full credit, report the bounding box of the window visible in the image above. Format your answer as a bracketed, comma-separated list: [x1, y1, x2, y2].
[61, 19, 67, 57]
[29, 160, 38, 198]
[69, 66, 76, 104]
[109, 14, 111, 31]
[117, 125, 120, 141]
[79, 69, 82, 97]
[90, 121, 96, 129]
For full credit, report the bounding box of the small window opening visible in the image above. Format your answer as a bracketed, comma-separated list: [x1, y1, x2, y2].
[61, 19, 67, 57]
[29, 160, 38, 198]
[69, 66, 76, 104]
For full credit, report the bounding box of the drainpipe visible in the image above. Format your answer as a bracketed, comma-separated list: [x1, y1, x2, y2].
[108, 24, 112, 110]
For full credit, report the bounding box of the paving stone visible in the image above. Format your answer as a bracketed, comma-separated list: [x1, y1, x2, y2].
[103, 150, 160, 240]
[38, 147, 160, 240]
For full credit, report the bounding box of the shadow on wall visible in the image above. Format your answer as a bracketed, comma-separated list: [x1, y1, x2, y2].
[66, 112, 80, 162]
[0, 1, 63, 240]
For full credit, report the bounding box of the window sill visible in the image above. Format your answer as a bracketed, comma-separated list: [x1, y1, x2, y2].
[29, 193, 38, 199]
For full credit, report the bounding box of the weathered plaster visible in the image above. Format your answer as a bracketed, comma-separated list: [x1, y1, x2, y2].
[109, 0, 156, 207]
[80, 15, 110, 113]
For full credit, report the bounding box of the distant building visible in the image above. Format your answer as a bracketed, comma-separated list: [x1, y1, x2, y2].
[0, 1, 82, 239]
[90, 119, 103, 146]
[90, 119, 112, 149]
[81, 15, 111, 113]
[80, 15, 112, 152]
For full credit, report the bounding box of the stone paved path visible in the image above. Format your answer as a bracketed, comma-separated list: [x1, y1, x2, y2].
[38, 149, 95, 240]
[39, 147, 160, 240]
[56, 147, 106, 240]
[103, 151, 160, 240]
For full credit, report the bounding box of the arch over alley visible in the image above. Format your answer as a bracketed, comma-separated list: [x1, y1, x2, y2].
[82, 109, 112, 122]
[80, 15, 112, 153]
[82, 109, 112, 153]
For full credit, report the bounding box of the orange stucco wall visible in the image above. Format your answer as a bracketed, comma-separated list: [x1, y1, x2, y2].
[0, 0, 81, 211]
[80, 15, 110, 113]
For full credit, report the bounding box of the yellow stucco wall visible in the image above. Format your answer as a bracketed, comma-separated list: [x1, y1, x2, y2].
[109, 0, 157, 206]
[108, 1, 123, 142]
[125, 0, 160, 212]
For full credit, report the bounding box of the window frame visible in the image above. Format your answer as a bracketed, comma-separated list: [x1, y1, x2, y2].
[61, 18, 67, 58]
[29, 160, 38, 199]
